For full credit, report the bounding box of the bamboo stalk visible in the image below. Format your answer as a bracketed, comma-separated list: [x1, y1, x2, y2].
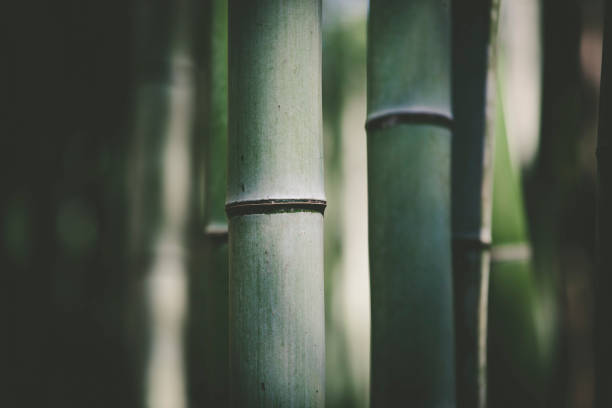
[450, 1, 500, 407]
[596, 3, 612, 406]
[366, 1, 456, 405]
[227, 1, 325, 405]
[127, 1, 196, 406]
[202, 0, 229, 403]
[186, 0, 229, 405]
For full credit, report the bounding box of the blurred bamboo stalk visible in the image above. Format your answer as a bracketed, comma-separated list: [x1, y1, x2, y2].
[126, 1, 197, 407]
[366, 0, 456, 405]
[227, 0, 325, 405]
[451, 1, 500, 406]
[595, 2, 612, 406]
[185, 0, 229, 406]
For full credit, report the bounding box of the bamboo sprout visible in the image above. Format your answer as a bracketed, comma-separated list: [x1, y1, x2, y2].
[366, 1, 456, 405]
[227, 1, 325, 405]
[596, 3, 612, 406]
[450, 1, 500, 406]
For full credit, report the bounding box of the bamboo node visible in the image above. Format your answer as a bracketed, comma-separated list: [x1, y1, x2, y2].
[225, 199, 327, 217]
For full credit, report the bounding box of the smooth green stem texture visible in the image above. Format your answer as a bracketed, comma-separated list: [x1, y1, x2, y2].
[227, 1, 325, 406]
[367, 1, 456, 406]
[596, 3, 612, 406]
[487, 88, 544, 408]
[186, 0, 229, 405]
[451, 1, 499, 407]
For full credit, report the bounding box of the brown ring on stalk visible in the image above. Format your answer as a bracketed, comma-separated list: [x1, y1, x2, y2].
[225, 199, 327, 217]
[365, 108, 454, 131]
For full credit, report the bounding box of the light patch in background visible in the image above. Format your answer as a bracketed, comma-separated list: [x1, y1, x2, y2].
[581, 29, 603, 91]
[498, 0, 542, 171]
[146, 240, 188, 408]
[323, 0, 370, 405]
[323, 0, 368, 26]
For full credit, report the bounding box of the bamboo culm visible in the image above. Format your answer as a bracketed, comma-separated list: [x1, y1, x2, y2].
[186, 0, 229, 405]
[451, 1, 500, 407]
[366, 0, 456, 405]
[227, 0, 325, 406]
[596, 2, 612, 406]
[127, 0, 196, 406]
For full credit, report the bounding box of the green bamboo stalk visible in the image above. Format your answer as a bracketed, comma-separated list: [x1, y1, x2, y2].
[366, 1, 455, 405]
[596, 3, 612, 406]
[322, 21, 351, 408]
[186, 0, 229, 405]
[487, 84, 545, 408]
[451, 1, 500, 407]
[127, 1, 195, 406]
[227, 1, 325, 405]
[201, 0, 229, 404]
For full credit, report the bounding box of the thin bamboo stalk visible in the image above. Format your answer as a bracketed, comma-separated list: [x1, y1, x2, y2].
[596, 3, 612, 406]
[227, 1, 325, 405]
[127, 1, 196, 406]
[366, 1, 456, 405]
[186, 0, 229, 405]
[202, 0, 229, 403]
[451, 1, 500, 407]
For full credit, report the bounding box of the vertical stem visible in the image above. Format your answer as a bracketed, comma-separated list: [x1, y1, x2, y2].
[187, 0, 229, 405]
[227, 1, 325, 406]
[127, 0, 195, 406]
[596, 3, 612, 406]
[451, 1, 500, 407]
[366, 1, 456, 406]
[203, 0, 230, 404]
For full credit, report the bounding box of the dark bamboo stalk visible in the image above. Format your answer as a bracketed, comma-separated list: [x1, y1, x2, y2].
[202, 0, 229, 403]
[227, 1, 325, 405]
[366, 1, 456, 405]
[451, 1, 500, 407]
[186, 0, 229, 405]
[596, 2, 612, 406]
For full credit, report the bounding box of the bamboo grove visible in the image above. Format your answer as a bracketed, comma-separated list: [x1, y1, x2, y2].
[7, 0, 612, 407]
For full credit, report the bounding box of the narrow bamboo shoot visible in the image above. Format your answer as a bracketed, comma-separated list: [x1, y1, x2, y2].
[596, 3, 612, 406]
[451, 1, 500, 406]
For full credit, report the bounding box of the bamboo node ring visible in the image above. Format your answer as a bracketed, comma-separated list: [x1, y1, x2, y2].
[225, 199, 327, 217]
[365, 108, 454, 131]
